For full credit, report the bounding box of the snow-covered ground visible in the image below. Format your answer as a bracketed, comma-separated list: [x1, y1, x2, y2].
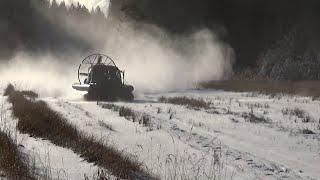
[40, 90, 320, 180]
[0, 95, 113, 180]
[1, 88, 319, 179]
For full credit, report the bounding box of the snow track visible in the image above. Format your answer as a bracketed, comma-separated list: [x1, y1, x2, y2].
[45, 90, 320, 180]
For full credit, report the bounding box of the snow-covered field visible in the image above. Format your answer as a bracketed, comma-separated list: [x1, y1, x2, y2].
[0, 96, 106, 180]
[1, 89, 320, 179]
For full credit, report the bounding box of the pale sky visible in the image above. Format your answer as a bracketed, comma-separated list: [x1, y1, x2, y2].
[54, 0, 110, 15]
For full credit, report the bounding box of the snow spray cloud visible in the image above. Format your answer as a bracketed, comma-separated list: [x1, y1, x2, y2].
[0, 0, 234, 98]
[49, 0, 235, 92]
[0, 53, 81, 98]
[102, 19, 235, 92]
[34, 1, 235, 93]
[0, 0, 109, 98]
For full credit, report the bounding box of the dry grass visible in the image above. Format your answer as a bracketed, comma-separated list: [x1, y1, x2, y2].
[1, 85, 36, 179]
[6, 86, 153, 179]
[300, 128, 316, 135]
[281, 107, 305, 118]
[241, 112, 270, 123]
[119, 106, 136, 120]
[139, 115, 151, 127]
[98, 120, 115, 131]
[102, 104, 153, 129]
[0, 131, 36, 180]
[3, 83, 15, 96]
[201, 80, 320, 98]
[282, 107, 313, 123]
[159, 96, 211, 110]
[101, 104, 137, 121]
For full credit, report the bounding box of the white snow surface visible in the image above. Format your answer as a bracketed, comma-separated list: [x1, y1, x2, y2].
[41, 89, 320, 180]
[1, 87, 320, 179]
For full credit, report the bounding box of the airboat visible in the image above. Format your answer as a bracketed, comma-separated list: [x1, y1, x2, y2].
[72, 54, 134, 101]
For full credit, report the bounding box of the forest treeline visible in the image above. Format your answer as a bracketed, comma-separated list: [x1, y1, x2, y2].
[112, 0, 320, 80]
[0, 0, 106, 59]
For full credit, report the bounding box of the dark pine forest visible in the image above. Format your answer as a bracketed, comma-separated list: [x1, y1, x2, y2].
[113, 0, 320, 80]
[1, 0, 320, 80]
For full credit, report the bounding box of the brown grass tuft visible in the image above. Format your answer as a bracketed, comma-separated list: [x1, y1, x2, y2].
[281, 107, 314, 123]
[0, 131, 36, 180]
[102, 104, 154, 130]
[119, 106, 136, 120]
[159, 96, 211, 110]
[98, 120, 115, 131]
[3, 84, 15, 96]
[241, 112, 270, 123]
[300, 128, 316, 134]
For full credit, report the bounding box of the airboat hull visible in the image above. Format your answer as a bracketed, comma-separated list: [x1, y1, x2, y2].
[72, 84, 90, 92]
